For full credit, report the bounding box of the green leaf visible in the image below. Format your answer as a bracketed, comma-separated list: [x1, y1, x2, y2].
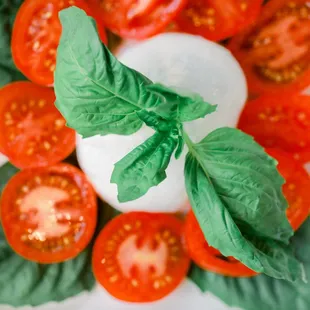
[189, 218, 310, 310]
[0, 161, 116, 307]
[136, 110, 174, 132]
[184, 127, 304, 281]
[0, 0, 26, 87]
[147, 83, 217, 122]
[54, 7, 162, 138]
[111, 127, 179, 202]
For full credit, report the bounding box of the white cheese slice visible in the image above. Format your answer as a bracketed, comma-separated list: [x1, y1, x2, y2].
[77, 33, 247, 213]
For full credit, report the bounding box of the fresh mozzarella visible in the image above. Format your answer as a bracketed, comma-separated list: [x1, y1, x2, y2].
[77, 33, 247, 213]
[0, 153, 8, 167]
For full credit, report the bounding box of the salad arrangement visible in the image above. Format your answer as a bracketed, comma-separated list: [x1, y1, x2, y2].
[0, 0, 309, 309]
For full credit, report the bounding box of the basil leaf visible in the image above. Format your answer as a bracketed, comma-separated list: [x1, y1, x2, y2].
[0, 0, 26, 87]
[55, 7, 162, 138]
[184, 127, 304, 281]
[136, 110, 174, 132]
[189, 218, 310, 310]
[147, 83, 217, 122]
[111, 127, 179, 202]
[0, 162, 19, 193]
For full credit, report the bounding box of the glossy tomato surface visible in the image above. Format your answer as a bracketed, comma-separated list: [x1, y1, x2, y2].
[93, 212, 190, 302]
[238, 92, 310, 163]
[229, 0, 310, 97]
[172, 0, 263, 41]
[1, 163, 97, 263]
[88, 0, 187, 39]
[0, 82, 76, 169]
[12, 0, 107, 86]
[266, 148, 310, 230]
[184, 211, 257, 277]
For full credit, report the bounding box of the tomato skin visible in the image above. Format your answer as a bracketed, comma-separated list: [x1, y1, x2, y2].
[229, 0, 310, 98]
[238, 92, 310, 163]
[92, 212, 190, 302]
[266, 148, 310, 231]
[12, 0, 107, 86]
[0, 82, 76, 169]
[88, 0, 188, 40]
[1, 163, 97, 264]
[172, 0, 263, 41]
[184, 211, 256, 277]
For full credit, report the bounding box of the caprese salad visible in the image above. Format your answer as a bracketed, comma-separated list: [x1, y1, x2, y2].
[0, 0, 309, 309]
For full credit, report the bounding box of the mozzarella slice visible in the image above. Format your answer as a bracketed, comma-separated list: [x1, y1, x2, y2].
[77, 33, 247, 213]
[0, 153, 8, 168]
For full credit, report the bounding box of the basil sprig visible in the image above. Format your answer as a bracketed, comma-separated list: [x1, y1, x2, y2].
[54, 7, 304, 282]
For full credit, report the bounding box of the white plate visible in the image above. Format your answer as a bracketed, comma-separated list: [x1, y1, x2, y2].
[0, 281, 235, 310]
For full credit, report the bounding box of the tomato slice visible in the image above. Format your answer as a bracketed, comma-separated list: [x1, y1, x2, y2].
[238, 92, 310, 163]
[12, 0, 107, 86]
[171, 0, 263, 41]
[184, 211, 257, 277]
[229, 0, 310, 97]
[88, 0, 187, 40]
[0, 163, 97, 263]
[266, 148, 310, 231]
[92, 212, 190, 302]
[0, 82, 76, 169]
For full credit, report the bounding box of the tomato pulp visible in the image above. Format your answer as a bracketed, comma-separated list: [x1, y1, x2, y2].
[0, 82, 76, 169]
[229, 0, 310, 97]
[1, 164, 97, 263]
[93, 212, 190, 302]
[266, 148, 310, 231]
[12, 0, 107, 86]
[238, 92, 310, 163]
[88, 0, 187, 39]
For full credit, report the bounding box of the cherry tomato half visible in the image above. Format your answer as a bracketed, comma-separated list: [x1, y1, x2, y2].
[0, 82, 76, 169]
[266, 148, 310, 230]
[238, 92, 310, 162]
[88, 0, 187, 40]
[93, 212, 190, 302]
[1, 163, 97, 263]
[184, 211, 257, 277]
[229, 0, 310, 97]
[12, 0, 107, 86]
[172, 0, 263, 42]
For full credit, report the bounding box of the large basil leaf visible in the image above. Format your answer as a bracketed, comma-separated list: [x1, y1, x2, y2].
[147, 83, 217, 122]
[189, 218, 310, 310]
[0, 161, 115, 307]
[184, 127, 303, 281]
[111, 127, 179, 202]
[55, 7, 162, 138]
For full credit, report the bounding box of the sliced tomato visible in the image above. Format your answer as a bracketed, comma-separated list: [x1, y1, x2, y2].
[266, 148, 310, 230]
[88, 0, 187, 39]
[238, 92, 310, 163]
[171, 0, 263, 41]
[12, 0, 107, 86]
[92, 212, 190, 302]
[229, 0, 310, 97]
[0, 163, 97, 263]
[0, 82, 76, 169]
[184, 211, 257, 277]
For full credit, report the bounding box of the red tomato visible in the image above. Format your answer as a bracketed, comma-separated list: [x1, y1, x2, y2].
[93, 212, 190, 302]
[12, 0, 107, 86]
[0, 82, 76, 169]
[171, 0, 263, 41]
[88, 0, 187, 39]
[266, 148, 310, 230]
[1, 163, 97, 263]
[238, 92, 310, 163]
[184, 211, 257, 277]
[229, 0, 310, 97]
